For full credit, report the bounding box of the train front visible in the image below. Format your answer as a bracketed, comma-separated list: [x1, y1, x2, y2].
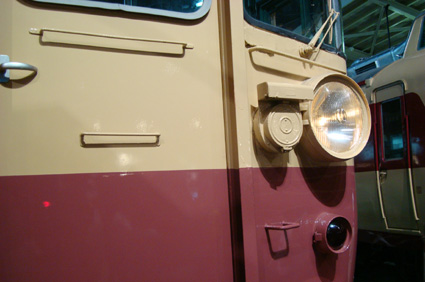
[229, 1, 372, 281]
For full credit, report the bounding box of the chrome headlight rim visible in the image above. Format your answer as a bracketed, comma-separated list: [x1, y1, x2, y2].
[301, 74, 371, 162]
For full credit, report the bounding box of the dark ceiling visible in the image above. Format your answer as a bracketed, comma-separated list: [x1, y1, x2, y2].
[342, 0, 425, 65]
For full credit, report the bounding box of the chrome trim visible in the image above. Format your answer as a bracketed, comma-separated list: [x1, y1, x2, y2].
[30, 0, 212, 20]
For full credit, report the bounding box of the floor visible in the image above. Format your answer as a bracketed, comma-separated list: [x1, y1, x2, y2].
[354, 233, 423, 282]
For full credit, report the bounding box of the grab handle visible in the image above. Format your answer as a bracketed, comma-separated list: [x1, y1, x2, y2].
[264, 221, 300, 231]
[0, 62, 38, 73]
[0, 55, 38, 83]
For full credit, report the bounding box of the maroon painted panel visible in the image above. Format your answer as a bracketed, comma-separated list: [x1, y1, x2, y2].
[355, 92, 425, 172]
[0, 166, 358, 281]
[0, 170, 233, 282]
[355, 104, 377, 173]
[240, 165, 357, 282]
[405, 92, 425, 169]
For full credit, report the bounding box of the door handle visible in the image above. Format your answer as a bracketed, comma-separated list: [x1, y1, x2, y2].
[1, 62, 38, 72]
[0, 55, 38, 83]
[379, 170, 387, 184]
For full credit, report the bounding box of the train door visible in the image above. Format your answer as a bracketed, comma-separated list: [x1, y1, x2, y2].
[0, 0, 371, 281]
[0, 1, 235, 281]
[225, 1, 369, 281]
[374, 83, 419, 231]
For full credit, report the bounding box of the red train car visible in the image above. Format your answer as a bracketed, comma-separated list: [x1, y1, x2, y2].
[1, 0, 370, 281]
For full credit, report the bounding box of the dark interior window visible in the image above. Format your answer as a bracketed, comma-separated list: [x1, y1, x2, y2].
[244, 0, 327, 39]
[243, 0, 343, 51]
[419, 16, 425, 50]
[381, 98, 405, 160]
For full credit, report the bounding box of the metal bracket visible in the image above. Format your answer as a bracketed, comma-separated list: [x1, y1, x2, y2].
[0, 55, 38, 83]
[257, 82, 314, 101]
[0, 55, 10, 83]
[264, 221, 300, 231]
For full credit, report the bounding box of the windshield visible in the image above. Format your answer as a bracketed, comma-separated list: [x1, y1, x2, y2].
[244, 0, 344, 53]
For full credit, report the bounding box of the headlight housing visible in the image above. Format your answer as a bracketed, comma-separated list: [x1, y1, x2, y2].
[313, 213, 353, 254]
[253, 73, 371, 161]
[301, 74, 371, 161]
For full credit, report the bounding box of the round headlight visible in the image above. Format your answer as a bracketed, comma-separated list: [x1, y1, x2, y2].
[301, 74, 371, 161]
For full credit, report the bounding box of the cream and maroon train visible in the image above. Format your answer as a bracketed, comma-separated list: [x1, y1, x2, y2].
[354, 12, 425, 277]
[355, 11, 425, 238]
[0, 1, 371, 281]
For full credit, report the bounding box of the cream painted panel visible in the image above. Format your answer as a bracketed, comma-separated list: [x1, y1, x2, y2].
[413, 167, 425, 234]
[404, 15, 424, 57]
[235, 22, 353, 167]
[226, 2, 347, 170]
[381, 169, 418, 230]
[356, 171, 387, 232]
[244, 24, 346, 109]
[0, 0, 226, 176]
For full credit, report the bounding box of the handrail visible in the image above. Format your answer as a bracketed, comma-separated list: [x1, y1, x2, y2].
[247, 45, 345, 74]
[81, 132, 161, 147]
[30, 28, 193, 55]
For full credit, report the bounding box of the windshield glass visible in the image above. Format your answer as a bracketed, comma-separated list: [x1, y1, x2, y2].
[244, 0, 343, 53]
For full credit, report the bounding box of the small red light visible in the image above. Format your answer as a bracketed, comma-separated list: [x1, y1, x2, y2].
[43, 201, 51, 208]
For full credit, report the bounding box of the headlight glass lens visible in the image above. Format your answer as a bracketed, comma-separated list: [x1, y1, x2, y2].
[310, 81, 369, 156]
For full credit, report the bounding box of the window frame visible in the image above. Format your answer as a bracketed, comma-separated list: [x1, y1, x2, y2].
[30, 0, 212, 20]
[243, 0, 344, 56]
[373, 81, 409, 169]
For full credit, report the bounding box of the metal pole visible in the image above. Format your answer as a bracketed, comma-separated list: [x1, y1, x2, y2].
[385, 4, 391, 48]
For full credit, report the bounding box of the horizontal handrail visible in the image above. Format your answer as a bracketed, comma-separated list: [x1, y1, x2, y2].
[81, 132, 161, 147]
[30, 28, 193, 55]
[247, 45, 345, 74]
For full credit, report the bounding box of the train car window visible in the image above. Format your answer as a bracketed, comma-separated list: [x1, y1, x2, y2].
[30, 0, 211, 20]
[381, 98, 404, 160]
[243, 0, 343, 53]
[418, 16, 425, 50]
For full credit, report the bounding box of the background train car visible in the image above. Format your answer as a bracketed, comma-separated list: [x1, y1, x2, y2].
[354, 11, 425, 282]
[347, 40, 406, 84]
[0, 0, 370, 281]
